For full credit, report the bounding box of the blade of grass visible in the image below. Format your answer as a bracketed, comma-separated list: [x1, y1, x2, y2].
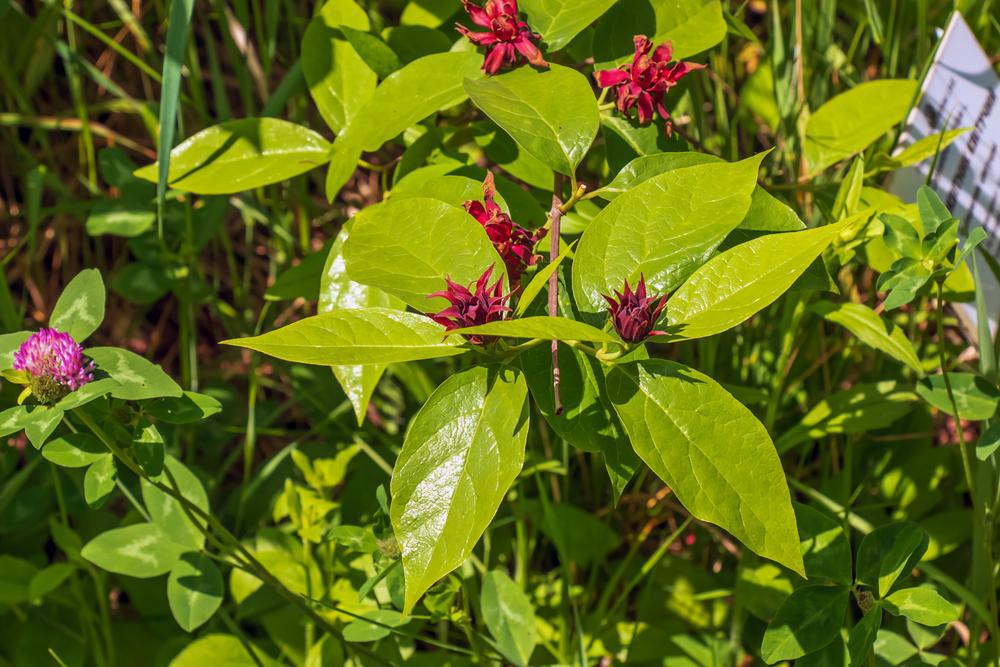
[156, 0, 195, 238]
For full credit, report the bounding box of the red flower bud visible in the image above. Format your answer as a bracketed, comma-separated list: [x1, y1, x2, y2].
[593, 35, 704, 135]
[464, 172, 546, 286]
[602, 275, 668, 343]
[456, 0, 548, 74]
[428, 266, 511, 346]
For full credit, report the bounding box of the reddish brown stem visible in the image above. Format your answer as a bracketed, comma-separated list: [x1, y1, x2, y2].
[549, 173, 566, 415]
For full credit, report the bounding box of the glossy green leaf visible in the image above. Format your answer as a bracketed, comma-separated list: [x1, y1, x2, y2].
[916, 372, 1000, 420]
[41, 433, 106, 468]
[598, 152, 803, 233]
[593, 0, 725, 67]
[84, 455, 117, 507]
[302, 0, 375, 133]
[343, 197, 505, 310]
[145, 391, 223, 424]
[141, 455, 210, 551]
[883, 587, 958, 626]
[339, 26, 400, 79]
[81, 523, 186, 578]
[667, 223, 842, 340]
[520, 0, 616, 51]
[776, 381, 917, 452]
[481, 569, 538, 666]
[325, 52, 484, 199]
[224, 308, 465, 366]
[135, 119, 331, 194]
[814, 301, 923, 374]
[795, 503, 852, 585]
[453, 316, 618, 343]
[856, 522, 929, 597]
[607, 359, 803, 574]
[761, 585, 850, 663]
[390, 366, 529, 614]
[848, 608, 882, 666]
[597, 152, 716, 199]
[320, 226, 404, 425]
[50, 269, 105, 341]
[87, 347, 183, 400]
[805, 80, 918, 175]
[573, 154, 765, 316]
[167, 553, 224, 632]
[465, 64, 599, 176]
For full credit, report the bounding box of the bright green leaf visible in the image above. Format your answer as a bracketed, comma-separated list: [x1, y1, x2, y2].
[141, 455, 210, 551]
[607, 359, 803, 574]
[465, 64, 599, 176]
[343, 197, 505, 310]
[135, 119, 331, 194]
[573, 153, 765, 316]
[520, 0, 616, 51]
[883, 587, 958, 627]
[805, 80, 918, 175]
[667, 223, 842, 340]
[50, 269, 105, 341]
[813, 301, 923, 374]
[224, 308, 465, 366]
[81, 523, 186, 578]
[167, 553, 224, 632]
[390, 366, 529, 614]
[84, 455, 117, 507]
[795, 503, 852, 585]
[452, 316, 618, 343]
[593, 0, 725, 67]
[87, 347, 183, 400]
[481, 570, 538, 666]
[302, 0, 375, 133]
[41, 432, 106, 468]
[916, 372, 1000, 421]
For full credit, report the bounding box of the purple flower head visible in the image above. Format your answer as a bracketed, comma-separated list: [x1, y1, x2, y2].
[428, 266, 511, 346]
[14, 328, 94, 403]
[603, 275, 668, 343]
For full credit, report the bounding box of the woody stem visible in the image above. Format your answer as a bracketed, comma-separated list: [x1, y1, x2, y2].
[549, 173, 566, 415]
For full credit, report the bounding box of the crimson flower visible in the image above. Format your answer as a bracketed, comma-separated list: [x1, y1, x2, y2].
[456, 0, 547, 75]
[428, 266, 511, 346]
[603, 276, 668, 343]
[13, 328, 94, 403]
[594, 35, 704, 135]
[464, 172, 546, 285]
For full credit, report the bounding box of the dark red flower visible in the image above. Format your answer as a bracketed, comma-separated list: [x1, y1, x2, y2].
[456, 0, 547, 75]
[603, 275, 668, 343]
[464, 172, 546, 286]
[428, 266, 511, 346]
[594, 35, 704, 135]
